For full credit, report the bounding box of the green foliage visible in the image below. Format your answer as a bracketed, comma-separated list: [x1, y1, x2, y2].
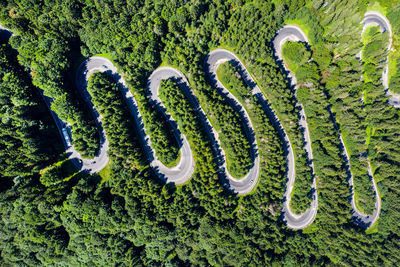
[1, 0, 400, 266]
[387, 3, 400, 94]
[390, 58, 400, 93]
[140, 103, 180, 167]
[318, 0, 400, 232]
[211, 66, 253, 178]
[223, 2, 317, 215]
[40, 166, 63, 187]
[159, 79, 220, 177]
[357, 24, 390, 214]
[40, 159, 75, 187]
[0, 43, 61, 178]
[387, 4, 400, 35]
[216, 61, 286, 198]
[0, 5, 100, 158]
[86, 72, 145, 169]
[361, 26, 380, 44]
[282, 41, 311, 73]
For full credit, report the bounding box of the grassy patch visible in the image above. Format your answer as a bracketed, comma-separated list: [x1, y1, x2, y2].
[340, 129, 356, 157]
[353, 190, 366, 214]
[40, 153, 69, 174]
[163, 150, 181, 168]
[388, 40, 400, 93]
[365, 219, 379, 234]
[99, 159, 112, 183]
[302, 221, 318, 234]
[365, 125, 373, 148]
[361, 25, 380, 45]
[40, 158, 77, 187]
[157, 60, 182, 69]
[389, 51, 399, 82]
[281, 41, 312, 78]
[208, 43, 237, 53]
[367, 2, 387, 15]
[282, 42, 300, 73]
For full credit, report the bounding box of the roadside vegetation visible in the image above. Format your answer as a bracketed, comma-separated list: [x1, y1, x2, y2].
[201, 65, 255, 179]
[361, 20, 390, 213]
[282, 41, 311, 73]
[0, 43, 62, 178]
[10, 29, 100, 158]
[312, 0, 400, 229]
[224, 3, 320, 217]
[159, 79, 221, 179]
[40, 158, 75, 187]
[387, 4, 400, 94]
[216, 61, 286, 197]
[1, 0, 400, 266]
[139, 93, 180, 167]
[86, 72, 145, 169]
[280, 41, 316, 214]
[186, 67, 253, 179]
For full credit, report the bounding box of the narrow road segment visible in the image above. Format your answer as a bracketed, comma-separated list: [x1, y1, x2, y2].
[147, 67, 195, 184]
[1, 24, 109, 173]
[362, 11, 398, 107]
[79, 59, 195, 184]
[205, 49, 260, 195]
[344, 11, 390, 227]
[273, 25, 318, 229]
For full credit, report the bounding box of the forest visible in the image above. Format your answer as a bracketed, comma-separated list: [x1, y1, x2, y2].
[1, 0, 400, 266]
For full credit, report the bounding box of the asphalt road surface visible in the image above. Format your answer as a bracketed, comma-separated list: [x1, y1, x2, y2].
[78, 59, 196, 184]
[1, 19, 385, 225]
[344, 11, 390, 227]
[273, 25, 318, 229]
[56, 58, 112, 173]
[362, 11, 399, 108]
[147, 67, 195, 184]
[1, 24, 109, 173]
[205, 49, 260, 195]
[0, 24, 12, 42]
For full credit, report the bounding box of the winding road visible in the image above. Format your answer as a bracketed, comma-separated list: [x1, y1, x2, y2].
[273, 25, 318, 229]
[362, 11, 398, 108]
[205, 50, 260, 194]
[273, 23, 383, 228]
[342, 11, 394, 227]
[1, 14, 393, 228]
[78, 59, 196, 184]
[330, 11, 390, 227]
[1, 24, 109, 173]
[1, 24, 195, 181]
[146, 67, 195, 183]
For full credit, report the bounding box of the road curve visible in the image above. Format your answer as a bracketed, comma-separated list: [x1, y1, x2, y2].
[1, 26, 193, 180]
[147, 67, 195, 184]
[1, 24, 109, 173]
[343, 11, 390, 227]
[205, 49, 260, 194]
[337, 133, 380, 227]
[78, 59, 195, 184]
[273, 25, 318, 229]
[362, 11, 398, 107]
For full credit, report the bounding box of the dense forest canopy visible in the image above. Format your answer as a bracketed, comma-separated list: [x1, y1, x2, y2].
[1, 0, 400, 266]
